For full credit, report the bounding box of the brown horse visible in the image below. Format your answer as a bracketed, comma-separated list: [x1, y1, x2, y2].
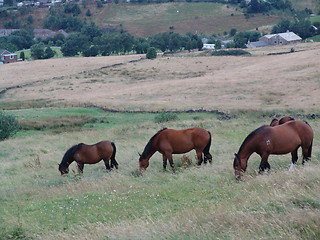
[139, 127, 212, 174]
[270, 116, 295, 126]
[233, 120, 313, 179]
[59, 141, 118, 175]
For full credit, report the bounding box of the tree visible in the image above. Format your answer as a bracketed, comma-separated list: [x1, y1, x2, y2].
[215, 40, 222, 49]
[7, 30, 34, 50]
[82, 45, 99, 57]
[81, 22, 102, 41]
[61, 33, 90, 56]
[0, 111, 19, 141]
[146, 47, 157, 59]
[229, 28, 237, 37]
[44, 47, 55, 59]
[31, 43, 45, 59]
[86, 9, 92, 17]
[20, 51, 25, 60]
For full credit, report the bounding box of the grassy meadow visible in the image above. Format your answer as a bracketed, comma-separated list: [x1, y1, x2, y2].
[1, 107, 320, 240]
[1, 43, 320, 239]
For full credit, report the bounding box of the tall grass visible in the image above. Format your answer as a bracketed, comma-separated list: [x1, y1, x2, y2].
[0, 109, 319, 239]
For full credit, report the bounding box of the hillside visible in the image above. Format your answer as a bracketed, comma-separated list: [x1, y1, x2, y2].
[1, 42, 320, 112]
[1, 2, 287, 37]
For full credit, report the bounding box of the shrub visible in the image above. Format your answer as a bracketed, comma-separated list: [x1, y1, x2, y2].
[146, 47, 157, 59]
[212, 49, 251, 56]
[0, 111, 19, 141]
[154, 112, 178, 123]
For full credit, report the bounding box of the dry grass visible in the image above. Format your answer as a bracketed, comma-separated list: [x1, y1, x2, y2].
[1, 42, 320, 112]
[1, 42, 320, 240]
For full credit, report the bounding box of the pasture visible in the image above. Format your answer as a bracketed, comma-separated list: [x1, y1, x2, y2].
[1, 42, 320, 239]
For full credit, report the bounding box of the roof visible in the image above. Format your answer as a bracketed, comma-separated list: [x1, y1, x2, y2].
[0, 49, 11, 55]
[247, 41, 268, 48]
[263, 31, 302, 41]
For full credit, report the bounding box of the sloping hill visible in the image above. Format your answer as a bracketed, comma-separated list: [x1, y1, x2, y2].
[1, 42, 320, 112]
[1, 2, 284, 37]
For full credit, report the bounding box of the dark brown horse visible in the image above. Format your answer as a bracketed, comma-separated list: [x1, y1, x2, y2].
[233, 120, 313, 179]
[59, 141, 118, 175]
[270, 116, 295, 126]
[139, 127, 212, 174]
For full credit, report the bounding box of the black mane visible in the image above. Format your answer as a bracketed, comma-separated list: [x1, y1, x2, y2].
[238, 125, 267, 154]
[140, 128, 167, 161]
[60, 143, 83, 166]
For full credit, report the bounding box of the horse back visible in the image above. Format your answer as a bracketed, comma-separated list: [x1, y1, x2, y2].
[270, 120, 313, 148]
[75, 141, 114, 164]
[157, 128, 210, 153]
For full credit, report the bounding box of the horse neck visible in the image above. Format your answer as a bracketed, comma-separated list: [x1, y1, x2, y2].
[61, 154, 74, 167]
[237, 143, 254, 171]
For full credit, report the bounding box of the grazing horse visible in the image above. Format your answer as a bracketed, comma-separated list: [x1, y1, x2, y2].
[139, 127, 212, 174]
[233, 120, 313, 179]
[270, 116, 295, 126]
[58, 141, 118, 176]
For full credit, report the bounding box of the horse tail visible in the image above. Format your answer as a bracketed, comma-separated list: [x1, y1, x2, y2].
[307, 139, 313, 159]
[111, 142, 118, 169]
[203, 131, 212, 154]
[304, 121, 313, 159]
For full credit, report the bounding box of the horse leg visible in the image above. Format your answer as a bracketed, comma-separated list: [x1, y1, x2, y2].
[259, 154, 270, 174]
[111, 159, 119, 169]
[167, 153, 175, 173]
[196, 150, 203, 165]
[301, 144, 311, 165]
[162, 154, 167, 171]
[77, 162, 84, 174]
[289, 147, 299, 170]
[204, 152, 212, 164]
[103, 159, 111, 171]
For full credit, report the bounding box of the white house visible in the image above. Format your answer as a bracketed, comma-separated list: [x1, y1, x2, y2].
[202, 44, 215, 50]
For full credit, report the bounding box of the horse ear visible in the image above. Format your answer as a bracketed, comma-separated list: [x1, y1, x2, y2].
[138, 152, 141, 157]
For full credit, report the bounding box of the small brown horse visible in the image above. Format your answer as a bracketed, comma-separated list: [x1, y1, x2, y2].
[59, 141, 118, 175]
[233, 120, 313, 179]
[270, 116, 295, 126]
[139, 127, 212, 174]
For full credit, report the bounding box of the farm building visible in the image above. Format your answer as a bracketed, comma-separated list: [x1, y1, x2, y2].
[247, 31, 302, 48]
[0, 49, 18, 64]
[202, 44, 215, 50]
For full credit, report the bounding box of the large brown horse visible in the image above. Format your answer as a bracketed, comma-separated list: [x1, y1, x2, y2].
[59, 141, 118, 175]
[270, 116, 295, 126]
[233, 120, 313, 179]
[139, 127, 212, 174]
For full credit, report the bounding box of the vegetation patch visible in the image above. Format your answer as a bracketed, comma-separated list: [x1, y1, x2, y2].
[18, 115, 97, 132]
[211, 49, 251, 56]
[0, 99, 54, 110]
[154, 112, 179, 123]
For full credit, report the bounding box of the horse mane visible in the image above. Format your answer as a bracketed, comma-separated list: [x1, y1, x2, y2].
[238, 125, 268, 154]
[140, 128, 167, 161]
[61, 143, 84, 166]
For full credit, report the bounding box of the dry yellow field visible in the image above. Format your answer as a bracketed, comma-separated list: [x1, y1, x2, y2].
[1, 42, 320, 112]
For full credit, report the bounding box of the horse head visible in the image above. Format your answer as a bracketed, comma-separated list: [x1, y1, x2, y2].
[58, 163, 69, 176]
[233, 153, 243, 180]
[138, 154, 149, 175]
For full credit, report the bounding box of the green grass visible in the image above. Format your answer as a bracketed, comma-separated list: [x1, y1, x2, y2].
[15, 47, 63, 61]
[1, 107, 320, 239]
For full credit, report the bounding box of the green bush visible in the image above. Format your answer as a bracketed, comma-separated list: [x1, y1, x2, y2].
[154, 112, 178, 123]
[0, 111, 19, 140]
[146, 47, 157, 59]
[212, 49, 251, 56]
